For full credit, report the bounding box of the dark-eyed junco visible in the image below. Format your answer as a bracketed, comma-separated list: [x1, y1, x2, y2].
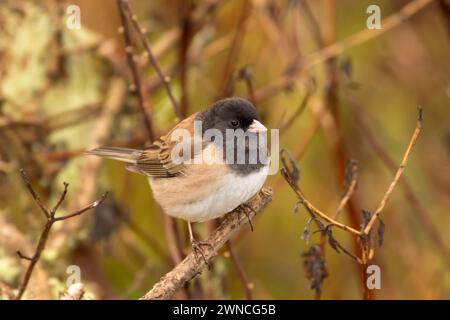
[87, 97, 269, 255]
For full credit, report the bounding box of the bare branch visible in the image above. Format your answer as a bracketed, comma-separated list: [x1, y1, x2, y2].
[352, 103, 450, 266]
[116, 0, 156, 140]
[51, 182, 68, 216]
[16, 250, 33, 261]
[48, 78, 125, 252]
[15, 170, 108, 300]
[140, 188, 272, 300]
[217, 0, 251, 98]
[238, 67, 257, 106]
[281, 168, 361, 236]
[333, 160, 358, 219]
[19, 169, 49, 219]
[254, 0, 433, 103]
[363, 107, 423, 235]
[226, 241, 253, 300]
[53, 192, 108, 221]
[119, 0, 182, 120]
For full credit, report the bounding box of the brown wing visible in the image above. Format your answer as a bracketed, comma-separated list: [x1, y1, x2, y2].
[127, 114, 200, 178]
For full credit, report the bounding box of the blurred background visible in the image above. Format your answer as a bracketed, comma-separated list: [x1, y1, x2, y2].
[0, 0, 449, 299]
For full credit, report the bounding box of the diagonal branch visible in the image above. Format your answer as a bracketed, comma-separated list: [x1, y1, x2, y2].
[362, 107, 423, 235]
[140, 188, 272, 300]
[281, 168, 361, 236]
[19, 169, 49, 219]
[51, 182, 68, 216]
[119, 0, 182, 120]
[333, 160, 358, 220]
[116, 0, 156, 141]
[226, 241, 253, 300]
[352, 103, 450, 266]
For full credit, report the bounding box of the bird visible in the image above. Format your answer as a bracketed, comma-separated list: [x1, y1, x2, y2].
[86, 97, 269, 258]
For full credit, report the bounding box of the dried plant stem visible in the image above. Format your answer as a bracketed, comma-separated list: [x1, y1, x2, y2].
[179, 2, 193, 117]
[353, 106, 450, 266]
[282, 107, 422, 300]
[363, 108, 423, 235]
[0, 215, 51, 299]
[47, 78, 125, 253]
[117, 0, 155, 141]
[218, 0, 251, 98]
[281, 169, 361, 236]
[310, 0, 368, 298]
[333, 163, 358, 220]
[253, 0, 433, 103]
[238, 67, 257, 106]
[117, 0, 186, 276]
[298, 0, 324, 48]
[119, 0, 182, 120]
[16, 170, 107, 299]
[317, 161, 358, 299]
[279, 86, 312, 133]
[306, 0, 433, 68]
[253, 0, 298, 68]
[226, 241, 253, 300]
[162, 211, 185, 266]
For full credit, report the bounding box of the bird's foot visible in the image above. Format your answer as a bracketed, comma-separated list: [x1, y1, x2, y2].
[191, 239, 214, 268]
[236, 203, 255, 232]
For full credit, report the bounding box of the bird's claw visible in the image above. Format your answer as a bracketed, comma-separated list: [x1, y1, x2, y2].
[237, 203, 255, 232]
[191, 239, 213, 268]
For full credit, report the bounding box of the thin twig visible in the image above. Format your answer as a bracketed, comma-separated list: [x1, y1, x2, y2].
[306, 0, 433, 68]
[306, 0, 368, 298]
[352, 104, 450, 266]
[162, 210, 185, 266]
[118, 0, 187, 284]
[238, 67, 257, 106]
[19, 169, 49, 218]
[362, 108, 423, 235]
[333, 160, 358, 220]
[16, 251, 33, 261]
[226, 241, 253, 300]
[179, 1, 194, 117]
[297, 0, 324, 48]
[253, 0, 298, 69]
[315, 159, 359, 298]
[116, 0, 155, 141]
[120, 0, 182, 120]
[217, 0, 251, 98]
[0, 215, 51, 298]
[281, 168, 361, 236]
[15, 170, 108, 300]
[279, 85, 312, 133]
[53, 193, 108, 221]
[48, 78, 125, 252]
[51, 182, 68, 215]
[253, 0, 433, 103]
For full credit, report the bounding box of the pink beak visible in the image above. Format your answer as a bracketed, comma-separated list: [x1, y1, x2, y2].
[248, 119, 267, 133]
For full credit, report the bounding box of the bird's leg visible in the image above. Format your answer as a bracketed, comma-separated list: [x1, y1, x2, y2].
[236, 203, 255, 232]
[187, 222, 213, 267]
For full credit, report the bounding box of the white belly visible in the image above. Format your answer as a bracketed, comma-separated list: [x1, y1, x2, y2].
[150, 165, 269, 222]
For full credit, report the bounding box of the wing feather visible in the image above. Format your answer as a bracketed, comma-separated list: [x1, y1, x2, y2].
[128, 114, 199, 178]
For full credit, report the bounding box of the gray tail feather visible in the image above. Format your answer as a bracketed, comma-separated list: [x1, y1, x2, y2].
[85, 147, 141, 164]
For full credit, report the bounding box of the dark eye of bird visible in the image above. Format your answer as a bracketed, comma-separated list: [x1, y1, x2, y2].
[229, 119, 240, 128]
